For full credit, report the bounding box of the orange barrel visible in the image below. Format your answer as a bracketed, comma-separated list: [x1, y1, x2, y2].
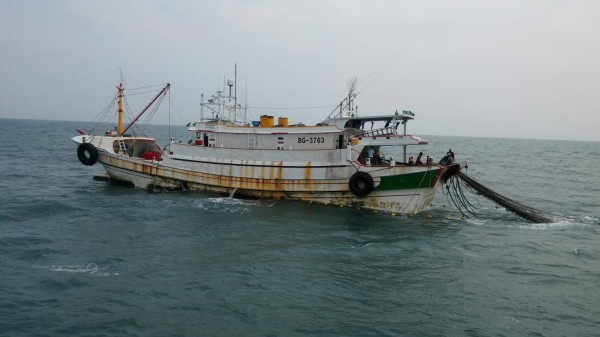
[278, 117, 289, 127]
[260, 115, 274, 127]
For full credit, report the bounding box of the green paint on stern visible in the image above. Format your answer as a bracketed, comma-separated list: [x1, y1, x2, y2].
[375, 168, 441, 191]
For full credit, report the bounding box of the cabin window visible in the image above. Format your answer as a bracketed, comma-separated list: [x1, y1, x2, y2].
[337, 135, 345, 149]
[344, 120, 362, 129]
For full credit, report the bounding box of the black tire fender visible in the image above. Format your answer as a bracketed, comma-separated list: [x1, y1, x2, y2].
[348, 171, 374, 197]
[77, 142, 98, 166]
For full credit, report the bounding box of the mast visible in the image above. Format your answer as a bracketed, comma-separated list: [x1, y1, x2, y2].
[117, 82, 124, 135]
[234, 63, 237, 116]
[200, 93, 204, 119]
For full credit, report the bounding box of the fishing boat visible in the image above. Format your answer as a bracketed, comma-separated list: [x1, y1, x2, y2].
[72, 75, 464, 215]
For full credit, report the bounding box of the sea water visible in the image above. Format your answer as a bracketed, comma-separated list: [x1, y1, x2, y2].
[1, 118, 599, 336]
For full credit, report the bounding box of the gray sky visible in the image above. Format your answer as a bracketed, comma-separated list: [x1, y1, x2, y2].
[1, 0, 599, 141]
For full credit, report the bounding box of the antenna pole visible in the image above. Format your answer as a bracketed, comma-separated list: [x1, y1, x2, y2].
[234, 63, 237, 115]
[200, 93, 204, 119]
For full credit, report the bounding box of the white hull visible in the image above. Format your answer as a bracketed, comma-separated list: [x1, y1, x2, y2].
[96, 149, 448, 214]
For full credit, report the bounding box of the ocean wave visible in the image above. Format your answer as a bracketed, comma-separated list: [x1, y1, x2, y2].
[3, 199, 82, 220]
[520, 220, 584, 231]
[40, 263, 119, 277]
[464, 218, 488, 226]
[578, 215, 600, 225]
[463, 213, 594, 231]
[189, 196, 276, 214]
[519, 214, 600, 230]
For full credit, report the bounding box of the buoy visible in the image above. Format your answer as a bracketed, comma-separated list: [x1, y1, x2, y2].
[427, 213, 433, 218]
[408, 213, 414, 217]
[390, 212, 396, 217]
[340, 203, 344, 208]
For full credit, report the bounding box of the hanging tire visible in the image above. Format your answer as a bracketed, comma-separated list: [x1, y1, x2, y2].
[349, 171, 374, 197]
[77, 143, 98, 166]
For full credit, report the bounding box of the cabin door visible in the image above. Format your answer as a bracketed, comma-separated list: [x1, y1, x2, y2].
[338, 135, 345, 149]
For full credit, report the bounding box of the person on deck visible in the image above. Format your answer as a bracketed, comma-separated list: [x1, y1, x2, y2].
[374, 149, 384, 165]
[439, 154, 453, 166]
[448, 149, 455, 161]
[366, 147, 375, 164]
[416, 152, 423, 165]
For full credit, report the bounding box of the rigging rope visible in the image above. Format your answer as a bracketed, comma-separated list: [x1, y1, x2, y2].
[126, 83, 168, 91]
[83, 93, 119, 134]
[400, 166, 432, 215]
[169, 101, 187, 126]
[125, 88, 166, 96]
[247, 105, 336, 110]
[355, 64, 390, 94]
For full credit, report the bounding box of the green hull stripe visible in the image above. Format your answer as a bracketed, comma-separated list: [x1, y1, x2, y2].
[375, 168, 440, 191]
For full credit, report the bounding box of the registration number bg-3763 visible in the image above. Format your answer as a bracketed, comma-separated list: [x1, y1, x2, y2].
[298, 137, 324, 144]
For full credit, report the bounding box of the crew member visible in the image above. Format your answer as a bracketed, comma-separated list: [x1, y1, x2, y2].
[439, 154, 453, 166]
[366, 147, 375, 164]
[416, 152, 423, 165]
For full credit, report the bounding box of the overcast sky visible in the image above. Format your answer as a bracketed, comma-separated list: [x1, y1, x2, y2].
[1, 0, 599, 141]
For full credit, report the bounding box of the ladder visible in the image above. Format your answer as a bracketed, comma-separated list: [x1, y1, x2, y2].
[117, 138, 127, 155]
[247, 133, 256, 149]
